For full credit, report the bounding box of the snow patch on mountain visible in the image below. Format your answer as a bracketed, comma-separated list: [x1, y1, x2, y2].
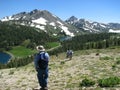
[54, 27, 57, 29]
[52, 14, 57, 18]
[30, 23, 35, 27]
[66, 16, 117, 33]
[93, 23, 97, 26]
[1, 16, 21, 21]
[60, 25, 74, 37]
[49, 22, 55, 26]
[21, 23, 25, 25]
[83, 27, 90, 31]
[32, 17, 47, 25]
[1, 16, 13, 21]
[35, 25, 45, 30]
[109, 29, 120, 33]
[53, 33, 57, 36]
[0, 10, 79, 37]
[22, 16, 26, 19]
[57, 21, 63, 25]
[100, 24, 106, 28]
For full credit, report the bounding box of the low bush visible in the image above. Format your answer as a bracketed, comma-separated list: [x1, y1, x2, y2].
[98, 76, 120, 87]
[80, 78, 95, 87]
[100, 56, 113, 60]
[116, 60, 120, 64]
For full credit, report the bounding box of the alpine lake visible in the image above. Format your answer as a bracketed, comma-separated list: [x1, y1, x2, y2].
[0, 52, 11, 64]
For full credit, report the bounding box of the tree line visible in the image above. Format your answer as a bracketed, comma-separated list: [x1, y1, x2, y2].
[0, 22, 58, 51]
[62, 33, 120, 50]
[48, 33, 120, 55]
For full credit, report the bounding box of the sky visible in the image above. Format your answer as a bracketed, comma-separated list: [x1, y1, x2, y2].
[0, 0, 120, 23]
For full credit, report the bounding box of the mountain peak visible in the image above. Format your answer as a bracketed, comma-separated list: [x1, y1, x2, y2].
[68, 16, 78, 20]
[0, 9, 77, 37]
[65, 16, 120, 33]
[1, 10, 120, 35]
[29, 9, 40, 14]
[65, 16, 78, 24]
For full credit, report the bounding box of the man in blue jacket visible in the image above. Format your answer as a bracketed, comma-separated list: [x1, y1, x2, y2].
[34, 45, 50, 90]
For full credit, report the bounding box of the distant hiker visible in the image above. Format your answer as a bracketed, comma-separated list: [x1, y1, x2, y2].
[34, 45, 50, 90]
[96, 53, 99, 56]
[55, 53, 58, 58]
[66, 49, 73, 60]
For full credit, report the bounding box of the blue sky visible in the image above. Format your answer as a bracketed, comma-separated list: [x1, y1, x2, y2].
[0, 0, 120, 23]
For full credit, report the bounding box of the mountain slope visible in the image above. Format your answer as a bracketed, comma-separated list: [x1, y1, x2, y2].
[0, 22, 57, 50]
[0, 48, 120, 90]
[1, 10, 120, 36]
[0, 9, 82, 37]
[66, 16, 120, 33]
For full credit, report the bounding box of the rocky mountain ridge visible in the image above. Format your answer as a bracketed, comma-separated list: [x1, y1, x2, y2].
[1, 9, 120, 36]
[66, 16, 120, 33]
[0, 9, 81, 37]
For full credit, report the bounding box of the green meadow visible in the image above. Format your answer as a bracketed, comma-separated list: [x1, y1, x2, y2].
[9, 42, 60, 58]
[9, 46, 37, 58]
[45, 42, 60, 48]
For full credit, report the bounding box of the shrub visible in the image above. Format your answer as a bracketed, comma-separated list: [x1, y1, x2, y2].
[98, 76, 120, 87]
[9, 70, 14, 75]
[100, 56, 113, 60]
[112, 65, 116, 69]
[60, 61, 65, 65]
[80, 78, 95, 87]
[116, 60, 120, 64]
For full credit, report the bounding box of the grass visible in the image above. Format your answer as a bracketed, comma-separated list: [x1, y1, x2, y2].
[9, 46, 36, 58]
[99, 56, 114, 60]
[0, 47, 120, 90]
[8, 42, 60, 58]
[45, 42, 60, 48]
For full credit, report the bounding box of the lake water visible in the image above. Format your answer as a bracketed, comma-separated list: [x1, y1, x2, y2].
[0, 52, 11, 64]
[60, 36, 72, 41]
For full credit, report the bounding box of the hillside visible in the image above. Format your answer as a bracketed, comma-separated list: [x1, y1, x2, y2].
[66, 16, 120, 33]
[0, 22, 58, 51]
[1, 9, 120, 36]
[0, 9, 81, 37]
[0, 48, 120, 90]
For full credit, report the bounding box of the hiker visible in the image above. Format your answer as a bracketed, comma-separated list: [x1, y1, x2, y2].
[55, 53, 58, 58]
[66, 49, 73, 60]
[34, 45, 50, 90]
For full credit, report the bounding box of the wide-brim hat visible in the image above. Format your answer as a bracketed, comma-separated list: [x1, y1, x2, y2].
[36, 45, 45, 51]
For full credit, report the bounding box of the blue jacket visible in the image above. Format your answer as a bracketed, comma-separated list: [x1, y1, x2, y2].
[34, 51, 50, 70]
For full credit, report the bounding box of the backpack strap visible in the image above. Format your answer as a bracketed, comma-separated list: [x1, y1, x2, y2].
[43, 52, 46, 60]
[39, 52, 48, 61]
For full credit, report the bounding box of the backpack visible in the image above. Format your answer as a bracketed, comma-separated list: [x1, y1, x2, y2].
[38, 52, 48, 69]
[69, 50, 73, 55]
